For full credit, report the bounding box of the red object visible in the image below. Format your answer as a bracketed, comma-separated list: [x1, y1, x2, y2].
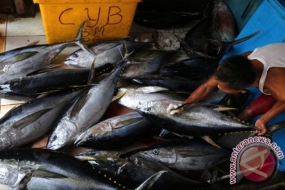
[248, 94, 277, 115]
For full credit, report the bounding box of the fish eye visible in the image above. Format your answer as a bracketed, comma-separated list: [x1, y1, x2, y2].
[87, 135, 93, 141]
[142, 151, 148, 155]
[152, 149, 159, 155]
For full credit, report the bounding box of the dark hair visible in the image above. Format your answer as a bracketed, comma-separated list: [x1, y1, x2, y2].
[215, 55, 256, 89]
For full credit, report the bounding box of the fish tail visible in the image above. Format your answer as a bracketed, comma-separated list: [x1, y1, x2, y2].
[73, 20, 94, 56]
[267, 121, 285, 136]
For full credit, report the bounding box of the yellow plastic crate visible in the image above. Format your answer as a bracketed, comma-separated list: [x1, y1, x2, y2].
[33, 0, 142, 44]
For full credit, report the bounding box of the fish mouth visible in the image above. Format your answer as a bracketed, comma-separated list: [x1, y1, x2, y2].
[46, 142, 62, 150]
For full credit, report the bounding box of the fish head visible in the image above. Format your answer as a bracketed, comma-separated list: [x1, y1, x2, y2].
[136, 99, 177, 115]
[75, 123, 113, 147]
[0, 159, 26, 187]
[47, 119, 78, 150]
[138, 147, 177, 167]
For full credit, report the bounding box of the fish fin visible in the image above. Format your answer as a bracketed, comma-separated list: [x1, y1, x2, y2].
[26, 64, 63, 75]
[70, 88, 91, 117]
[74, 155, 97, 161]
[207, 30, 260, 47]
[26, 40, 40, 46]
[231, 30, 260, 45]
[138, 86, 170, 94]
[174, 34, 219, 59]
[16, 52, 38, 62]
[268, 121, 285, 134]
[14, 169, 35, 190]
[87, 58, 96, 84]
[74, 20, 94, 56]
[213, 107, 238, 112]
[135, 170, 167, 190]
[112, 88, 128, 102]
[1, 52, 38, 64]
[33, 169, 68, 179]
[202, 136, 222, 148]
[12, 108, 53, 129]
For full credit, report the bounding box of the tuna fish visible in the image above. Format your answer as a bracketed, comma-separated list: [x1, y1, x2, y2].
[159, 57, 219, 81]
[75, 112, 158, 150]
[117, 86, 185, 110]
[0, 63, 114, 96]
[121, 50, 175, 78]
[64, 40, 150, 68]
[136, 99, 257, 136]
[120, 139, 231, 171]
[47, 55, 129, 150]
[131, 75, 201, 94]
[0, 90, 81, 150]
[76, 151, 211, 190]
[0, 148, 120, 189]
[0, 21, 93, 84]
[183, 0, 259, 57]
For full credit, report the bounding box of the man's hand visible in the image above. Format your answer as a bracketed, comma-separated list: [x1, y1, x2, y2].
[167, 104, 183, 115]
[255, 118, 267, 136]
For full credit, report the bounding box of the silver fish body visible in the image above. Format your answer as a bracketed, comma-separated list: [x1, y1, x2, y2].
[136, 99, 256, 136]
[131, 75, 201, 94]
[124, 139, 231, 171]
[0, 90, 81, 150]
[117, 86, 185, 110]
[81, 154, 205, 190]
[0, 63, 114, 96]
[121, 50, 174, 78]
[64, 40, 149, 68]
[75, 112, 156, 149]
[47, 64, 124, 150]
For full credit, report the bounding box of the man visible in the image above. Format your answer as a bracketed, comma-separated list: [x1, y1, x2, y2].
[167, 43, 285, 136]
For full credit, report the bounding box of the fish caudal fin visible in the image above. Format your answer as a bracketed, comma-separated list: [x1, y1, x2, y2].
[74, 20, 94, 56]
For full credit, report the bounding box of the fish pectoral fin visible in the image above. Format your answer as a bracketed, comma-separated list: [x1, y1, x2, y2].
[213, 107, 238, 112]
[27, 64, 63, 75]
[139, 86, 170, 94]
[202, 136, 222, 148]
[33, 169, 68, 179]
[231, 30, 260, 45]
[135, 170, 167, 190]
[70, 88, 91, 117]
[14, 169, 35, 190]
[27, 40, 40, 46]
[87, 58, 96, 85]
[2, 52, 38, 64]
[12, 108, 53, 129]
[112, 88, 128, 102]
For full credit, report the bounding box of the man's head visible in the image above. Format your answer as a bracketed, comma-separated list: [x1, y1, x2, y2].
[215, 55, 256, 94]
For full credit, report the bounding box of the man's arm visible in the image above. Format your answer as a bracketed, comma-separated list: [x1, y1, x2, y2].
[183, 74, 219, 104]
[256, 100, 285, 135]
[167, 74, 218, 115]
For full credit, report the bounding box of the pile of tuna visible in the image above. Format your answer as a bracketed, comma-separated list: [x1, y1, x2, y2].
[0, 0, 272, 189]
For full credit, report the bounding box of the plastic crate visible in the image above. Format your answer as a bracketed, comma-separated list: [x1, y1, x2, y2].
[33, 0, 142, 44]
